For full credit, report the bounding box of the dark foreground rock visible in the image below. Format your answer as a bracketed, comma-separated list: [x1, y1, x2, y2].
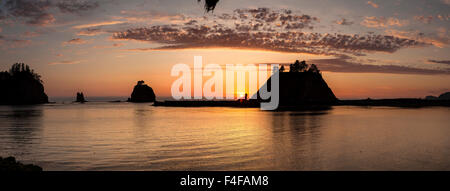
[0, 156, 42, 172]
[128, 80, 156, 102]
[0, 63, 48, 105]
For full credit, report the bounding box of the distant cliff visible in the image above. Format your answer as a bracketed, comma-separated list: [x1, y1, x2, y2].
[0, 63, 48, 105]
[425, 92, 450, 100]
[128, 80, 156, 102]
[255, 60, 337, 106]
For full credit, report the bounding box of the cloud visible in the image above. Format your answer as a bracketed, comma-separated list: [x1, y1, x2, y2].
[5, 0, 55, 26]
[9, 38, 32, 47]
[114, 8, 424, 57]
[309, 57, 449, 75]
[0, 34, 32, 48]
[116, 10, 186, 24]
[428, 60, 450, 65]
[115, 8, 426, 56]
[112, 43, 123, 47]
[261, 56, 449, 75]
[110, 8, 432, 59]
[231, 8, 319, 31]
[77, 28, 106, 36]
[185, 20, 198, 25]
[72, 21, 125, 29]
[92, 43, 123, 49]
[361, 16, 408, 28]
[63, 38, 87, 45]
[0, 38, 32, 48]
[414, 15, 433, 24]
[48, 60, 82, 65]
[22, 31, 40, 38]
[56, 0, 99, 14]
[385, 29, 449, 48]
[367, 1, 379, 8]
[436, 14, 450, 21]
[0, 9, 5, 20]
[3, 0, 99, 26]
[335, 18, 354, 25]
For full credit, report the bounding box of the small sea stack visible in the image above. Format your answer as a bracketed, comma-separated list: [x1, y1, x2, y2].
[128, 80, 156, 102]
[75, 92, 86, 103]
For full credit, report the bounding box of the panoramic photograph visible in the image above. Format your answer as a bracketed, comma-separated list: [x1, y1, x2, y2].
[0, 0, 449, 177]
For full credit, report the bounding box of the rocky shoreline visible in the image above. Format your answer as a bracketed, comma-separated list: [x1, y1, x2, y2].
[0, 156, 42, 172]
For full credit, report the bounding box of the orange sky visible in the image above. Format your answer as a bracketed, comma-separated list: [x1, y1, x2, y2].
[39, 48, 450, 99]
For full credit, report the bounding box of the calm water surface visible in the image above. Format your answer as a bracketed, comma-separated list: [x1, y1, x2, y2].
[0, 102, 449, 170]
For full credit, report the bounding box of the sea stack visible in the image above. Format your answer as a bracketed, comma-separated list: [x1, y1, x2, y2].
[255, 60, 337, 106]
[0, 63, 48, 105]
[75, 92, 86, 103]
[128, 80, 156, 102]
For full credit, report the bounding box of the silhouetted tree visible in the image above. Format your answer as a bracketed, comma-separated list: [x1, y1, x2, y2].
[198, 0, 220, 12]
[280, 65, 285, 72]
[308, 64, 320, 73]
[7, 63, 42, 83]
[289, 60, 308, 72]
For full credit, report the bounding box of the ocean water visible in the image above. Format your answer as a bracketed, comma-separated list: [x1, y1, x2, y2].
[0, 102, 449, 170]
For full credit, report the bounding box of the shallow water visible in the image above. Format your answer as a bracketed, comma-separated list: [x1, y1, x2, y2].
[0, 102, 449, 170]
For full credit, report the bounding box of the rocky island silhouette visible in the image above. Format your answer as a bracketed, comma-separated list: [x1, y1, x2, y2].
[128, 80, 156, 102]
[255, 60, 337, 108]
[0, 61, 448, 108]
[75, 92, 87, 103]
[155, 60, 338, 109]
[0, 63, 48, 105]
[155, 60, 450, 109]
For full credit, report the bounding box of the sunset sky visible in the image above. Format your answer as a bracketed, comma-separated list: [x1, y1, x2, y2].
[0, 0, 449, 99]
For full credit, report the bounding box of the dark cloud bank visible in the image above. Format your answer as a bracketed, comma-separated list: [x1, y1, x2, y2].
[1, 0, 99, 26]
[112, 8, 448, 75]
[114, 8, 423, 56]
